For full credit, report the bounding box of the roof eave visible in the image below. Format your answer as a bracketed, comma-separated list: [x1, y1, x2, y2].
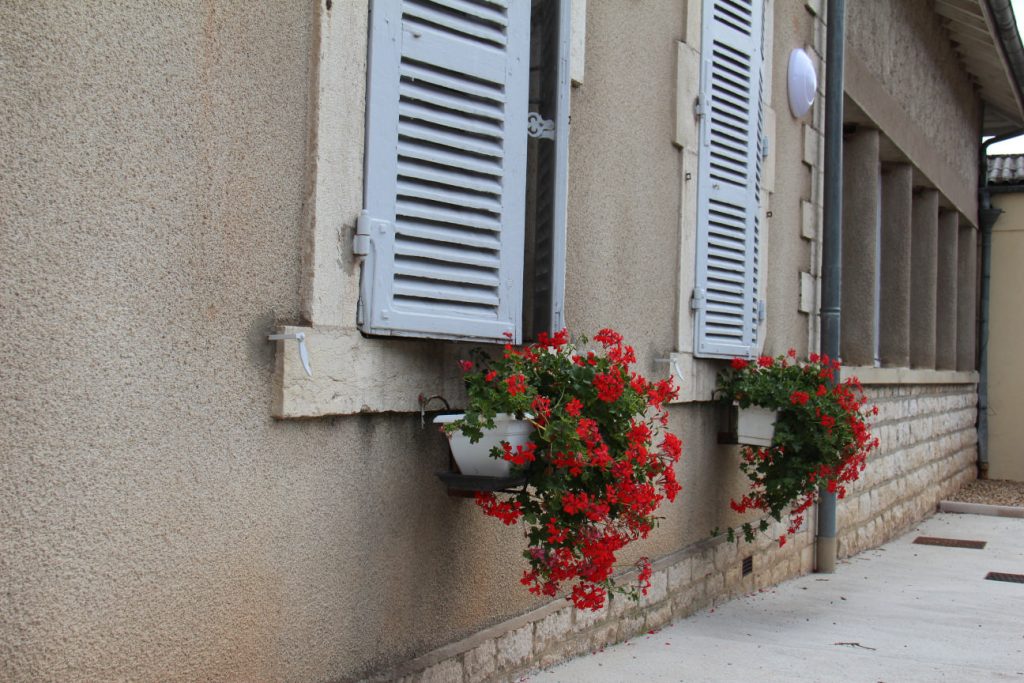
[982, 0, 1024, 135]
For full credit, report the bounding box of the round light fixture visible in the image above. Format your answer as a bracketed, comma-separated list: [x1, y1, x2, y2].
[788, 48, 817, 118]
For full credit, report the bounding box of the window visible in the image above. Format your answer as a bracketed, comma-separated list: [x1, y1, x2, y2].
[692, 0, 767, 359]
[356, 0, 570, 344]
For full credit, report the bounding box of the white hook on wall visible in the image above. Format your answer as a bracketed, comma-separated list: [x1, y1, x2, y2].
[654, 357, 685, 385]
[268, 332, 312, 378]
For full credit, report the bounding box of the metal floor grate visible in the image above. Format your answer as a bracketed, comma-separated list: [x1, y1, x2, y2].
[985, 572, 1024, 584]
[913, 536, 987, 550]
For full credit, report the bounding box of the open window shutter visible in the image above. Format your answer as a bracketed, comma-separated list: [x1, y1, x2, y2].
[693, 0, 766, 358]
[527, 0, 571, 337]
[359, 0, 530, 343]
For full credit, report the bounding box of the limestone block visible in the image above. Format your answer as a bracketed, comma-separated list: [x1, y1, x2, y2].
[272, 325, 468, 417]
[417, 659, 464, 683]
[895, 477, 907, 497]
[537, 637, 590, 671]
[463, 640, 496, 683]
[607, 593, 632, 619]
[534, 608, 572, 655]
[641, 570, 669, 607]
[617, 613, 647, 641]
[713, 541, 737, 571]
[801, 199, 817, 240]
[645, 603, 675, 632]
[801, 546, 814, 572]
[671, 590, 695, 619]
[724, 565, 742, 593]
[495, 625, 533, 671]
[706, 572, 725, 597]
[586, 623, 619, 653]
[668, 557, 694, 592]
[573, 601, 608, 632]
[858, 493, 873, 521]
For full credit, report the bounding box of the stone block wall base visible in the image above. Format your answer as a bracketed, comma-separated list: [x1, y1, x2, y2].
[835, 383, 978, 557]
[369, 526, 815, 683]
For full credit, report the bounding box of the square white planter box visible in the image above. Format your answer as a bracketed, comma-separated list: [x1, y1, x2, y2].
[434, 413, 534, 477]
[735, 405, 777, 447]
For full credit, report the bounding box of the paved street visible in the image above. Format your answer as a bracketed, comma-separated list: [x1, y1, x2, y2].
[530, 513, 1024, 682]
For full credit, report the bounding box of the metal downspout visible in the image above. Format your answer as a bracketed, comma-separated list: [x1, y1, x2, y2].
[977, 128, 1021, 478]
[816, 0, 845, 574]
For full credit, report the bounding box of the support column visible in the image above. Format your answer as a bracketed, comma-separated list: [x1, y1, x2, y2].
[879, 164, 912, 367]
[840, 128, 880, 366]
[936, 210, 959, 370]
[910, 189, 938, 368]
[957, 224, 978, 371]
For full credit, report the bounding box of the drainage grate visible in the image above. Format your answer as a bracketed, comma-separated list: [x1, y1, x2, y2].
[912, 536, 987, 550]
[742, 556, 753, 577]
[985, 572, 1024, 584]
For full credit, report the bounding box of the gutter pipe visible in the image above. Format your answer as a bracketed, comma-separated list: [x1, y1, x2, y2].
[977, 128, 1022, 478]
[816, 0, 845, 574]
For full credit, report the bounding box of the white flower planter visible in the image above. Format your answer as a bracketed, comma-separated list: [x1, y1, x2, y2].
[735, 405, 777, 447]
[434, 413, 535, 478]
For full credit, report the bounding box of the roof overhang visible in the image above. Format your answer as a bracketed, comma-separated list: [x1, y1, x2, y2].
[935, 0, 1024, 136]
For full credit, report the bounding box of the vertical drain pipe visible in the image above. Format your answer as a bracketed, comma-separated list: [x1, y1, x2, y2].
[816, 0, 846, 574]
[977, 128, 1021, 478]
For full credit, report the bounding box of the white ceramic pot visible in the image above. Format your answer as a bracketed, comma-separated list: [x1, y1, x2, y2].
[735, 405, 777, 447]
[433, 413, 535, 478]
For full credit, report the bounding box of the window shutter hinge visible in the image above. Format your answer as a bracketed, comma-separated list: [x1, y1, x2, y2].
[356, 298, 365, 326]
[691, 287, 706, 311]
[758, 299, 766, 322]
[353, 210, 372, 257]
[694, 94, 705, 120]
[761, 135, 770, 158]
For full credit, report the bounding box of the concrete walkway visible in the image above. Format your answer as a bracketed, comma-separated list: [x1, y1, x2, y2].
[529, 513, 1024, 682]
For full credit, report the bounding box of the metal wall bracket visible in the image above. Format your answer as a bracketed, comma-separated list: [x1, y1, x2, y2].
[268, 332, 312, 378]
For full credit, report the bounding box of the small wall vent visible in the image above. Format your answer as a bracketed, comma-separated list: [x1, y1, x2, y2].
[742, 555, 753, 577]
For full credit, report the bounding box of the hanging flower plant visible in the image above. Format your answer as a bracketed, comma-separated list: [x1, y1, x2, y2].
[714, 350, 879, 546]
[446, 328, 681, 611]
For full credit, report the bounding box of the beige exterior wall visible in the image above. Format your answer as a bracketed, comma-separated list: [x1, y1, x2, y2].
[988, 192, 1024, 481]
[846, 0, 981, 221]
[0, 1, 985, 681]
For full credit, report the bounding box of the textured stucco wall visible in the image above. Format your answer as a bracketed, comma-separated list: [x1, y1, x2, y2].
[847, 0, 981, 198]
[0, 2, 791, 681]
[988, 192, 1024, 481]
[0, 1, 978, 681]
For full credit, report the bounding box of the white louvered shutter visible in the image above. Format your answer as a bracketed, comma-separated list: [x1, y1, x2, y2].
[693, 0, 766, 358]
[358, 0, 530, 343]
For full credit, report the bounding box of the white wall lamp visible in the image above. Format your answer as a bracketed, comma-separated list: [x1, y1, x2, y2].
[788, 48, 817, 118]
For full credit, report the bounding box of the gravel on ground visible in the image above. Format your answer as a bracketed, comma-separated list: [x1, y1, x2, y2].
[944, 478, 1024, 507]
